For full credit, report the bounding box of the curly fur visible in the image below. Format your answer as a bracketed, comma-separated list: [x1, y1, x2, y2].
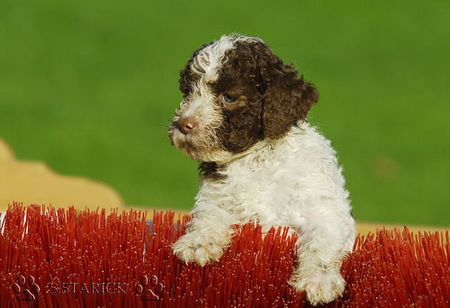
[168, 34, 356, 306]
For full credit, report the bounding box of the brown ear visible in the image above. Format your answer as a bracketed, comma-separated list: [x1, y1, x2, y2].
[254, 43, 319, 139]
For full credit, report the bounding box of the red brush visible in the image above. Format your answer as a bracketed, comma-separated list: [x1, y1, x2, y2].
[0, 203, 448, 307]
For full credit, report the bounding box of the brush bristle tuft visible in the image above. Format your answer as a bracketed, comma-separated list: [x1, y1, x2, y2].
[0, 203, 448, 307]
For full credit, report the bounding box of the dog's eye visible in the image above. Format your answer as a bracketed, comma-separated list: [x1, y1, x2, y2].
[222, 94, 236, 103]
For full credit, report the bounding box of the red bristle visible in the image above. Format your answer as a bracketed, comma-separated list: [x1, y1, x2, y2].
[0, 203, 448, 307]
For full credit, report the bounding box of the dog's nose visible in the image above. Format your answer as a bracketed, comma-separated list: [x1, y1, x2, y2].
[176, 117, 197, 134]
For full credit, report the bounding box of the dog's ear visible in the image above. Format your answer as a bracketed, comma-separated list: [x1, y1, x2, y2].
[252, 42, 319, 139]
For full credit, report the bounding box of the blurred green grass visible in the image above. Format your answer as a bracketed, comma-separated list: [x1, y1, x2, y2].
[0, 0, 449, 226]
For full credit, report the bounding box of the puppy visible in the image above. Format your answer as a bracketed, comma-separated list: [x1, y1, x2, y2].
[168, 34, 356, 305]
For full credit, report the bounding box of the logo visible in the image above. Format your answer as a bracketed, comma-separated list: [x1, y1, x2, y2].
[12, 274, 164, 301]
[12, 275, 41, 301]
[135, 275, 164, 301]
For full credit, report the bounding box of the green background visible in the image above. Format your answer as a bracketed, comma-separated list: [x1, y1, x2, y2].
[1, 1, 449, 226]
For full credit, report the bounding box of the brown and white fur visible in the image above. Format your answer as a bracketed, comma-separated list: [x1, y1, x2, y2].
[168, 34, 355, 306]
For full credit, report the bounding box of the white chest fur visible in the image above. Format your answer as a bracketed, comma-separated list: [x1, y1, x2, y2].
[194, 122, 352, 233]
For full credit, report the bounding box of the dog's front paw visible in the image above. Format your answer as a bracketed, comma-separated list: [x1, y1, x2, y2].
[172, 232, 226, 266]
[289, 267, 346, 306]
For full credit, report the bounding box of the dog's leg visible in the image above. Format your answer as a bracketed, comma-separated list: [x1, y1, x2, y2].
[289, 209, 355, 306]
[172, 204, 235, 266]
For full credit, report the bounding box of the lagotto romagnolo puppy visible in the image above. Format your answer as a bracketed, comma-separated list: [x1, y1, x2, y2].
[168, 34, 356, 305]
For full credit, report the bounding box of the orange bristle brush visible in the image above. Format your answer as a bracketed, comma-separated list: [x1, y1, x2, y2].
[0, 203, 448, 307]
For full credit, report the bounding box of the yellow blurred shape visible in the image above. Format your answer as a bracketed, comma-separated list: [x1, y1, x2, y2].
[0, 139, 124, 211]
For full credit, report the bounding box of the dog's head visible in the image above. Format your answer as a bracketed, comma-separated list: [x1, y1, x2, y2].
[168, 34, 318, 163]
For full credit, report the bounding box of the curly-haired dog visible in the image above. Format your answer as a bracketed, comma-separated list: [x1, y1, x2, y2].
[168, 34, 356, 305]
